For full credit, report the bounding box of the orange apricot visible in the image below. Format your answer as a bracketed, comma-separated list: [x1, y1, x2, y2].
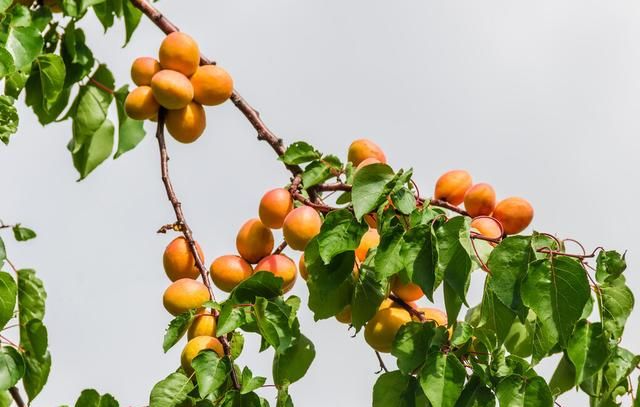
[355, 228, 380, 262]
[335, 305, 352, 324]
[347, 139, 387, 167]
[209, 255, 253, 292]
[180, 336, 223, 374]
[434, 170, 472, 206]
[492, 197, 534, 235]
[356, 157, 381, 171]
[158, 32, 200, 77]
[298, 255, 308, 281]
[124, 86, 160, 120]
[258, 188, 293, 229]
[470, 217, 503, 240]
[163, 236, 204, 281]
[415, 307, 448, 326]
[464, 183, 496, 217]
[163, 278, 210, 316]
[282, 206, 322, 251]
[187, 312, 217, 339]
[165, 102, 206, 144]
[190, 65, 234, 106]
[364, 307, 412, 353]
[150, 70, 194, 110]
[255, 254, 297, 293]
[391, 276, 424, 302]
[236, 219, 274, 264]
[131, 57, 162, 86]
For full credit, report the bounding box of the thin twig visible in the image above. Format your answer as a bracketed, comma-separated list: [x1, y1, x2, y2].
[389, 294, 426, 322]
[273, 241, 287, 255]
[9, 387, 25, 407]
[374, 351, 388, 374]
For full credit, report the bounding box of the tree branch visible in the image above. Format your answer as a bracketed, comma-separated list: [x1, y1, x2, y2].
[9, 387, 25, 407]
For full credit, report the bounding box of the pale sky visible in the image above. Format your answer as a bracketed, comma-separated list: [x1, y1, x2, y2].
[1, 1, 639, 405]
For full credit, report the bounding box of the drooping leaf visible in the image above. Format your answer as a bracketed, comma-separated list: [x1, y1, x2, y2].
[0, 96, 18, 144]
[122, 0, 142, 46]
[113, 85, 145, 158]
[600, 278, 634, 339]
[600, 346, 640, 401]
[0, 48, 15, 81]
[17, 269, 46, 326]
[229, 270, 283, 304]
[487, 236, 533, 311]
[419, 353, 466, 407]
[61, 22, 95, 86]
[149, 372, 194, 407]
[273, 334, 315, 386]
[192, 350, 230, 398]
[352, 163, 395, 220]
[567, 320, 610, 385]
[479, 282, 516, 346]
[216, 302, 255, 336]
[350, 263, 387, 331]
[162, 309, 194, 353]
[400, 224, 437, 301]
[373, 370, 426, 407]
[253, 297, 298, 353]
[316, 209, 367, 264]
[595, 250, 626, 284]
[495, 375, 553, 407]
[435, 216, 473, 311]
[0, 272, 16, 330]
[374, 224, 405, 279]
[454, 375, 496, 407]
[548, 354, 576, 396]
[391, 321, 438, 374]
[0, 347, 24, 391]
[5, 26, 43, 69]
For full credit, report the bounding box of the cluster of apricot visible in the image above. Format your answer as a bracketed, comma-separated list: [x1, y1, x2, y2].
[124, 32, 234, 143]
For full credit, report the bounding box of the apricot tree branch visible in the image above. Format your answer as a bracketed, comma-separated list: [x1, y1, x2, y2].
[9, 387, 25, 407]
[389, 294, 426, 322]
[289, 176, 336, 213]
[374, 351, 388, 374]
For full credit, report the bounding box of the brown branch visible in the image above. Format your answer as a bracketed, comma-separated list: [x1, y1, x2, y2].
[273, 241, 287, 255]
[289, 176, 337, 213]
[316, 183, 352, 192]
[89, 78, 115, 95]
[389, 294, 426, 322]
[9, 387, 25, 407]
[374, 351, 388, 374]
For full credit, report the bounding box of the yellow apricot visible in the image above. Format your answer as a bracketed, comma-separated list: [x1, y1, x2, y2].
[258, 188, 293, 229]
[282, 206, 322, 251]
[131, 57, 162, 86]
[124, 86, 160, 120]
[255, 254, 297, 293]
[391, 276, 424, 302]
[150, 70, 194, 110]
[236, 218, 274, 264]
[335, 305, 352, 324]
[210, 255, 253, 292]
[415, 307, 448, 326]
[356, 157, 381, 171]
[159, 32, 200, 77]
[355, 228, 380, 262]
[364, 307, 412, 353]
[348, 139, 387, 167]
[180, 336, 223, 374]
[298, 254, 308, 281]
[470, 217, 503, 240]
[165, 102, 206, 144]
[163, 278, 210, 316]
[492, 197, 534, 235]
[190, 65, 234, 106]
[187, 312, 217, 340]
[434, 170, 472, 206]
[163, 236, 204, 281]
[464, 183, 496, 218]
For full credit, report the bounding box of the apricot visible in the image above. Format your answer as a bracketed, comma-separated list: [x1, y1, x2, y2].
[492, 197, 534, 235]
[187, 312, 217, 340]
[163, 237, 204, 281]
[347, 139, 387, 167]
[335, 305, 352, 324]
[434, 170, 472, 206]
[209, 255, 253, 292]
[391, 276, 424, 302]
[165, 102, 206, 144]
[163, 278, 210, 316]
[258, 188, 293, 229]
[190, 65, 234, 106]
[415, 307, 448, 326]
[124, 86, 160, 120]
[364, 307, 412, 353]
[180, 336, 223, 374]
[255, 254, 297, 293]
[282, 206, 322, 251]
[298, 255, 308, 281]
[158, 32, 200, 77]
[355, 228, 380, 262]
[470, 217, 502, 240]
[464, 183, 496, 217]
[356, 157, 381, 171]
[150, 70, 194, 110]
[131, 57, 161, 86]
[236, 218, 274, 264]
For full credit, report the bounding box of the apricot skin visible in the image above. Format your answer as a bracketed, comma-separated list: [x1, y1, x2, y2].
[124, 86, 160, 120]
[150, 70, 194, 110]
[471, 217, 502, 240]
[464, 183, 496, 217]
[259, 188, 293, 229]
[298, 255, 308, 281]
[159, 32, 200, 77]
[163, 237, 204, 281]
[355, 228, 380, 262]
[364, 307, 412, 353]
[180, 336, 223, 374]
[348, 139, 387, 167]
[356, 157, 381, 171]
[492, 197, 534, 235]
[210, 255, 253, 292]
[131, 57, 161, 86]
[165, 102, 207, 144]
[391, 276, 424, 302]
[188, 312, 217, 339]
[191, 65, 234, 106]
[255, 254, 297, 293]
[282, 206, 322, 251]
[163, 278, 210, 316]
[434, 170, 472, 206]
[236, 219, 274, 264]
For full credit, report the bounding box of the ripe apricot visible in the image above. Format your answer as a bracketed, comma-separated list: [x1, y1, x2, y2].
[131, 57, 161, 86]
[282, 206, 322, 251]
[124, 86, 160, 120]
[335, 305, 352, 324]
[298, 255, 308, 281]
[188, 312, 217, 340]
[165, 102, 206, 144]
[210, 255, 253, 292]
[163, 237, 204, 281]
[355, 228, 380, 262]
[391, 276, 424, 302]
[470, 217, 502, 240]
[415, 307, 448, 326]
[190, 65, 234, 106]
[464, 183, 496, 217]
[364, 307, 412, 353]
[159, 32, 200, 77]
[356, 157, 381, 171]
[163, 278, 210, 316]
[255, 254, 297, 292]
[434, 170, 472, 206]
[236, 219, 274, 264]
[180, 336, 223, 374]
[258, 188, 293, 229]
[150, 70, 194, 110]
[492, 197, 534, 235]
[348, 139, 387, 167]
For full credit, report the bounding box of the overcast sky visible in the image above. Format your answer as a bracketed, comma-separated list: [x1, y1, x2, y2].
[1, 1, 639, 405]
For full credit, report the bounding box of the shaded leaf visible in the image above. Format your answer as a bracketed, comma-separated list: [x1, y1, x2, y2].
[419, 353, 466, 407]
[273, 334, 315, 386]
[114, 85, 145, 158]
[149, 372, 194, 407]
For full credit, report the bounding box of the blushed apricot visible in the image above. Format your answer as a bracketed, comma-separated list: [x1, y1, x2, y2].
[282, 206, 322, 251]
[415, 307, 448, 326]
[163, 278, 209, 316]
[131, 57, 161, 86]
[159, 32, 200, 77]
[258, 188, 293, 229]
[210, 255, 253, 292]
[434, 170, 472, 206]
[464, 183, 496, 217]
[391, 276, 424, 302]
[191, 65, 234, 106]
[298, 255, 308, 281]
[165, 102, 206, 144]
[188, 312, 217, 339]
[150, 70, 194, 110]
[470, 217, 502, 240]
[236, 219, 274, 264]
[163, 237, 204, 281]
[348, 139, 387, 167]
[355, 228, 380, 262]
[124, 86, 160, 120]
[180, 336, 223, 374]
[255, 254, 297, 292]
[364, 307, 412, 353]
[336, 305, 352, 324]
[492, 197, 534, 235]
[356, 157, 381, 171]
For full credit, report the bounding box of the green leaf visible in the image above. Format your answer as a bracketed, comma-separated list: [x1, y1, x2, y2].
[6, 4, 31, 27]
[34, 54, 65, 110]
[391, 188, 416, 215]
[122, 0, 142, 46]
[487, 236, 534, 311]
[25, 59, 70, 125]
[113, 85, 145, 158]
[392, 321, 438, 374]
[18, 269, 46, 325]
[419, 353, 466, 407]
[229, 271, 283, 304]
[373, 371, 425, 407]
[479, 283, 516, 346]
[548, 354, 576, 396]
[280, 141, 321, 165]
[0, 272, 14, 330]
[254, 297, 298, 353]
[316, 209, 367, 263]
[600, 278, 634, 339]
[601, 346, 640, 401]
[374, 224, 405, 279]
[162, 310, 194, 353]
[192, 350, 230, 398]
[0, 0, 11, 13]
[0, 96, 18, 145]
[216, 302, 254, 336]
[73, 389, 119, 407]
[240, 367, 266, 395]
[149, 372, 194, 407]
[595, 250, 626, 284]
[0, 347, 24, 391]
[5, 26, 43, 69]
[230, 331, 244, 359]
[350, 264, 387, 331]
[450, 321, 473, 348]
[273, 334, 315, 386]
[454, 375, 495, 407]
[300, 160, 336, 188]
[435, 217, 473, 313]
[503, 316, 533, 358]
[0, 48, 15, 79]
[61, 22, 95, 85]
[567, 321, 610, 385]
[352, 163, 395, 220]
[495, 375, 553, 407]
[12, 225, 36, 241]
[530, 315, 558, 364]
[400, 224, 437, 301]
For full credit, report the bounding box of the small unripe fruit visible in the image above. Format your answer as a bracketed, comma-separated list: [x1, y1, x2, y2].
[464, 183, 496, 217]
[124, 86, 160, 120]
[190, 65, 234, 106]
[159, 32, 200, 77]
[210, 255, 253, 292]
[348, 139, 387, 167]
[165, 102, 206, 144]
[335, 305, 352, 324]
[356, 157, 381, 171]
[255, 254, 297, 292]
[163, 278, 209, 316]
[236, 219, 274, 264]
[470, 217, 502, 240]
[258, 188, 293, 229]
[355, 228, 380, 262]
[298, 255, 308, 281]
[188, 312, 217, 339]
[391, 276, 424, 302]
[364, 307, 412, 353]
[434, 170, 472, 206]
[163, 237, 204, 281]
[415, 307, 448, 326]
[150, 70, 194, 110]
[492, 197, 534, 235]
[131, 57, 161, 86]
[180, 336, 223, 374]
[282, 206, 322, 251]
